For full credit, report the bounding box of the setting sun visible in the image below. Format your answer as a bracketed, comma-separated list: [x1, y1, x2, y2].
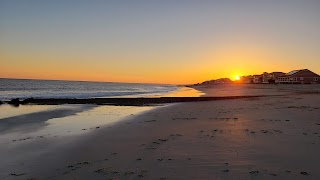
[235, 75, 240, 81]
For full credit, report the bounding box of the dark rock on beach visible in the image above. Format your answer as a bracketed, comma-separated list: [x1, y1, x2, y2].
[21, 98, 34, 104]
[8, 98, 21, 106]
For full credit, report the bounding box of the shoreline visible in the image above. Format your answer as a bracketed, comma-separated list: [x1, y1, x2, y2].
[3, 84, 319, 106]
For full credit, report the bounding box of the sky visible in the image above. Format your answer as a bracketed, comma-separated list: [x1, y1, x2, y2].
[1, 0, 320, 84]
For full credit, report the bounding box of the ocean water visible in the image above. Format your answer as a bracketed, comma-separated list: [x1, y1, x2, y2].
[0, 78, 178, 100]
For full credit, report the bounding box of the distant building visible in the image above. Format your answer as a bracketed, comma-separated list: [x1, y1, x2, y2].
[262, 72, 269, 83]
[196, 69, 319, 85]
[253, 72, 286, 84]
[241, 75, 253, 84]
[276, 69, 320, 84]
[268, 72, 286, 83]
[253, 75, 262, 83]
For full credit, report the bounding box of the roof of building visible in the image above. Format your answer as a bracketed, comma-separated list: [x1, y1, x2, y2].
[286, 70, 301, 75]
[271, 72, 285, 74]
[278, 69, 319, 78]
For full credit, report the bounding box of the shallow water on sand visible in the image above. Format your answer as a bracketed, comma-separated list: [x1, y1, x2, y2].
[0, 105, 155, 144]
[0, 104, 162, 179]
[0, 104, 59, 119]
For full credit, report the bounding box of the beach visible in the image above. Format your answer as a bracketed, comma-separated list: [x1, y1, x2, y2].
[2, 1, 320, 179]
[0, 84, 320, 179]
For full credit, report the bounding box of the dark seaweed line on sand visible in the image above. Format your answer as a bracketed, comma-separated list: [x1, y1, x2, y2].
[6, 95, 275, 106]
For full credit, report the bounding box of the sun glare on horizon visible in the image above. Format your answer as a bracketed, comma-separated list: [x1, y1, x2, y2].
[235, 75, 240, 81]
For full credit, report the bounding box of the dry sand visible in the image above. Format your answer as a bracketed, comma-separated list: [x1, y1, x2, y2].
[1, 85, 320, 180]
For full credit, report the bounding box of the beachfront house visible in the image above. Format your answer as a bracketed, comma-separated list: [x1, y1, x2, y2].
[262, 72, 269, 83]
[199, 78, 232, 85]
[253, 75, 262, 83]
[261, 72, 286, 84]
[267, 72, 286, 83]
[276, 69, 320, 84]
[240, 75, 254, 84]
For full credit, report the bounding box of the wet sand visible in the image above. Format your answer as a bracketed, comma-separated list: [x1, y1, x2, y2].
[1, 85, 320, 179]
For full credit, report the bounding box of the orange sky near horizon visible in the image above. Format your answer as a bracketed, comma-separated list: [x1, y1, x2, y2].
[2, 44, 318, 84]
[1, 39, 320, 84]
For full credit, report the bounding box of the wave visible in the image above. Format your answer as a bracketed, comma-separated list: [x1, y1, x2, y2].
[0, 79, 178, 100]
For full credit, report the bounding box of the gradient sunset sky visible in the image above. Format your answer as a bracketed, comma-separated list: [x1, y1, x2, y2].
[1, 0, 319, 84]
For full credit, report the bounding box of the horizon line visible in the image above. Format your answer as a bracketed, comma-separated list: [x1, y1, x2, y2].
[0, 77, 183, 86]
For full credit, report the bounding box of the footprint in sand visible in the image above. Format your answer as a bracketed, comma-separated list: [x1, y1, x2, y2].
[158, 138, 168, 142]
[10, 173, 26, 177]
[146, 147, 156, 150]
[260, 130, 269, 133]
[137, 170, 148, 178]
[124, 171, 135, 175]
[300, 172, 309, 175]
[93, 168, 105, 173]
[249, 170, 260, 174]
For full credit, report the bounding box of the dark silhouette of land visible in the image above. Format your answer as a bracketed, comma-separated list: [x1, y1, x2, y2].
[7, 96, 266, 106]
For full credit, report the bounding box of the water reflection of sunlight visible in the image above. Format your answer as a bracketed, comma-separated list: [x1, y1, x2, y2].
[161, 87, 204, 97]
[0, 105, 157, 144]
[35, 105, 155, 136]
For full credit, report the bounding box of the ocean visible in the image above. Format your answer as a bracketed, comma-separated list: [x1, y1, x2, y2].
[0, 78, 178, 101]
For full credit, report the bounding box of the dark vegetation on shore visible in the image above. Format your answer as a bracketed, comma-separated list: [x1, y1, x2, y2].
[6, 96, 266, 106]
